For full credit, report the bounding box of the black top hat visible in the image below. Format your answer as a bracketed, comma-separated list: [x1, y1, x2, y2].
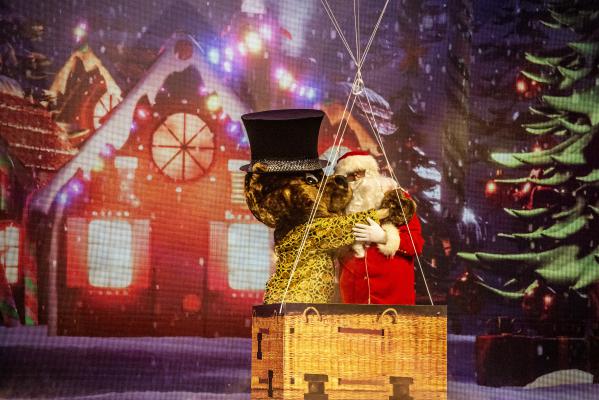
[240, 109, 328, 172]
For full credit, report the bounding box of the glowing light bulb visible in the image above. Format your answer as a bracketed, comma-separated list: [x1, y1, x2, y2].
[516, 78, 528, 94]
[223, 61, 232, 72]
[206, 94, 221, 111]
[136, 107, 149, 119]
[69, 179, 83, 194]
[485, 180, 497, 197]
[227, 121, 240, 134]
[73, 22, 87, 43]
[277, 69, 294, 90]
[244, 31, 263, 54]
[208, 48, 219, 64]
[58, 192, 69, 205]
[237, 42, 247, 56]
[224, 47, 234, 60]
[260, 25, 272, 41]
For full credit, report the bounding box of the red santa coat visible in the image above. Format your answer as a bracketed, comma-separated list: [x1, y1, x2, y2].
[339, 214, 424, 305]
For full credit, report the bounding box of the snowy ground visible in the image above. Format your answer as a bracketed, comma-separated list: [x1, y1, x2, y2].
[0, 326, 251, 399]
[1, 328, 598, 399]
[447, 334, 599, 400]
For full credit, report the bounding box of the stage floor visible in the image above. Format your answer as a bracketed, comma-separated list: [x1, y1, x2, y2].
[1, 327, 597, 399]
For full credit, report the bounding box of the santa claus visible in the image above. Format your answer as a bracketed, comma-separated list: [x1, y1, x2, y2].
[335, 150, 424, 304]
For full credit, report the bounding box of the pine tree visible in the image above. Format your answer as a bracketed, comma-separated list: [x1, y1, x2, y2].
[0, 12, 52, 102]
[458, 0, 599, 335]
[470, 0, 548, 155]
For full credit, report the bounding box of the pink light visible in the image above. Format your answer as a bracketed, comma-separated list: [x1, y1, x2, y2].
[224, 47, 234, 60]
[275, 67, 285, 79]
[223, 61, 233, 72]
[100, 144, 114, 158]
[260, 25, 272, 41]
[68, 179, 83, 194]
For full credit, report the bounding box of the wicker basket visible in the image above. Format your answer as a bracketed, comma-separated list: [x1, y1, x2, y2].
[251, 303, 447, 400]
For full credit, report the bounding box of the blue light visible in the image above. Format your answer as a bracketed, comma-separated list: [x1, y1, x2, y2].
[227, 121, 240, 134]
[208, 48, 220, 64]
[58, 192, 69, 205]
[306, 87, 316, 99]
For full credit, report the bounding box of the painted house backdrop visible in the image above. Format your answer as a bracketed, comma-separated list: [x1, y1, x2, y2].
[0, 0, 403, 337]
[0, 0, 596, 345]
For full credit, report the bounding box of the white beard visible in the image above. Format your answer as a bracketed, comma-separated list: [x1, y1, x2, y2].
[346, 175, 398, 257]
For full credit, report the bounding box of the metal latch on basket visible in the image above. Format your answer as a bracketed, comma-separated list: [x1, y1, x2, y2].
[258, 370, 274, 398]
[256, 328, 269, 360]
[304, 373, 328, 400]
[389, 376, 414, 400]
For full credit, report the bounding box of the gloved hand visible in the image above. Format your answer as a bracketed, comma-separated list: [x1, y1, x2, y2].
[353, 218, 387, 244]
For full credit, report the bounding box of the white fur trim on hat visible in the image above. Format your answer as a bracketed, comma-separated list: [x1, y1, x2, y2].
[377, 223, 400, 257]
[334, 154, 379, 177]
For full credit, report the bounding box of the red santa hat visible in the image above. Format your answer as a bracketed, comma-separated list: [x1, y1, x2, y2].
[334, 150, 380, 177]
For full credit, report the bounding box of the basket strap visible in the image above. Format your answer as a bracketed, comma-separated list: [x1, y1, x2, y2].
[302, 306, 322, 322]
[338, 327, 384, 336]
[378, 307, 399, 324]
[258, 370, 274, 397]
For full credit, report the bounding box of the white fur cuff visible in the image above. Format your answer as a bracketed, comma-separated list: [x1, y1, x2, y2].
[377, 223, 400, 257]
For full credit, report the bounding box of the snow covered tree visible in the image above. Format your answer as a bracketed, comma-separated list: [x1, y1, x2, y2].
[0, 11, 52, 101]
[458, 0, 599, 335]
[470, 0, 548, 163]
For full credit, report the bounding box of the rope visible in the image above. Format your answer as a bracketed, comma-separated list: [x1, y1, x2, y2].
[279, 0, 392, 310]
[357, 95, 435, 305]
[321, 0, 359, 66]
[364, 249, 371, 304]
[358, 0, 389, 68]
[354, 0, 361, 64]
[278, 88, 358, 313]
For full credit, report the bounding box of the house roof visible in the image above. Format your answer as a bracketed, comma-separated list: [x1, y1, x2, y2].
[50, 46, 122, 100]
[32, 32, 250, 214]
[0, 93, 78, 172]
